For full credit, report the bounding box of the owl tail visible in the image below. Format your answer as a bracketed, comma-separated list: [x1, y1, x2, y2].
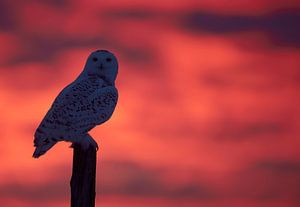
[32, 141, 56, 158]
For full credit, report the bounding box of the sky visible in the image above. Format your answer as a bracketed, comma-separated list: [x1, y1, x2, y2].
[0, 0, 300, 206]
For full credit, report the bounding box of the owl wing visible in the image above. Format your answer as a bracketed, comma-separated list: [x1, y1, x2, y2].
[87, 86, 118, 125]
[43, 85, 118, 134]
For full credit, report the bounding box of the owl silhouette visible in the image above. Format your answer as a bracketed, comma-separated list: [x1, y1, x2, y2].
[33, 50, 118, 158]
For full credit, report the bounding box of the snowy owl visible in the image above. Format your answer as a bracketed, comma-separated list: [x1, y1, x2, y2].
[33, 50, 118, 158]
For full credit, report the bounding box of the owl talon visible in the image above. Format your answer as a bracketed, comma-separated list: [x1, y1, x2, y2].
[77, 134, 98, 151]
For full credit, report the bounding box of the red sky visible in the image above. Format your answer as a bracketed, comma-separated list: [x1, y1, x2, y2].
[0, 0, 300, 206]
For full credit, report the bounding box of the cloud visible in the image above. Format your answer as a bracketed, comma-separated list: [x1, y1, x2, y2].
[228, 160, 300, 201]
[0, 179, 68, 202]
[98, 160, 216, 200]
[0, 161, 217, 203]
[103, 8, 157, 20]
[38, 0, 70, 8]
[0, 35, 106, 67]
[0, 32, 157, 68]
[4, 159, 299, 203]
[255, 160, 300, 174]
[211, 120, 286, 141]
[0, 1, 18, 31]
[99, 6, 300, 48]
[180, 9, 300, 47]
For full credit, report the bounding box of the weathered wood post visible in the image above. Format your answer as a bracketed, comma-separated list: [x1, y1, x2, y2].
[70, 144, 97, 207]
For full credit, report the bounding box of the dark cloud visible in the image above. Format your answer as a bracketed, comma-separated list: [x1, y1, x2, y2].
[212, 120, 285, 141]
[181, 11, 255, 33]
[0, 1, 18, 30]
[101, 7, 300, 47]
[39, 0, 70, 8]
[255, 160, 300, 174]
[103, 9, 157, 20]
[169, 183, 217, 200]
[98, 160, 216, 200]
[98, 160, 160, 196]
[0, 163, 72, 203]
[265, 9, 300, 46]
[1, 32, 157, 68]
[2, 34, 107, 67]
[0, 161, 216, 202]
[0, 179, 68, 202]
[199, 67, 300, 90]
[6, 159, 297, 203]
[181, 9, 300, 47]
[0, 6, 158, 67]
[118, 46, 157, 65]
[0, 32, 158, 92]
[0, 0, 69, 32]
[230, 160, 300, 201]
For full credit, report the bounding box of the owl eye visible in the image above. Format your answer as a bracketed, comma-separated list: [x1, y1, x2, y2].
[106, 58, 112, 62]
[93, 57, 98, 62]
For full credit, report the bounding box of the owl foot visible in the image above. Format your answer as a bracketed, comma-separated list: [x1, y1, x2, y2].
[72, 134, 98, 151]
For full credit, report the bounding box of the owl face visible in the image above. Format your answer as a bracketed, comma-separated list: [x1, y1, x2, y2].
[84, 50, 118, 85]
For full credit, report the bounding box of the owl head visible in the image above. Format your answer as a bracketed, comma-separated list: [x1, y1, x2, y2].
[81, 50, 118, 85]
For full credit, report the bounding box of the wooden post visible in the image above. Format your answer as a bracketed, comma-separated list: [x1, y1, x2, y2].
[70, 144, 97, 207]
